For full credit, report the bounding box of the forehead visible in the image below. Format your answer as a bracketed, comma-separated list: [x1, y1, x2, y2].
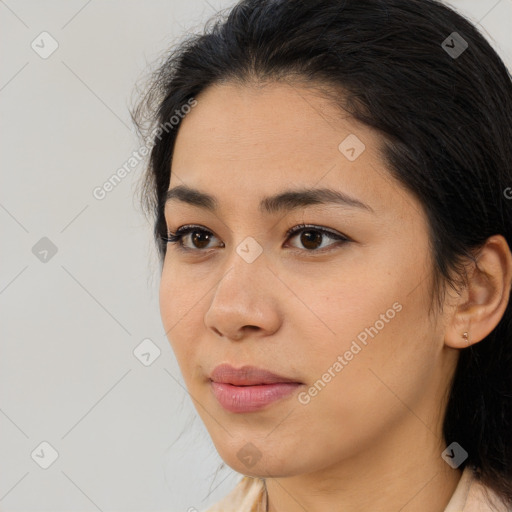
[172, 81, 364, 164]
[168, 82, 414, 220]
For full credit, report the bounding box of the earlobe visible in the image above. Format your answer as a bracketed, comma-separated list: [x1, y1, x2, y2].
[444, 318, 472, 350]
[444, 235, 512, 350]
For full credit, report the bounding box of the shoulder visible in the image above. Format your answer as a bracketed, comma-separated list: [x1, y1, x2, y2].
[444, 465, 511, 512]
[203, 475, 266, 512]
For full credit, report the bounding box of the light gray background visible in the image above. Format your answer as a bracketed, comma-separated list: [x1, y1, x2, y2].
[1, 1, 511, 511]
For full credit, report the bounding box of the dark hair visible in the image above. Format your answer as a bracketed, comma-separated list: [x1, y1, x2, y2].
[132, 0, 512, 505]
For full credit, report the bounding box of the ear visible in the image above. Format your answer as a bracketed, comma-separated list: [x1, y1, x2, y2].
[444, 235, 512, 349]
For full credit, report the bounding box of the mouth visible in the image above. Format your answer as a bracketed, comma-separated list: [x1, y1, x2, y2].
[209, 364, 303, 413]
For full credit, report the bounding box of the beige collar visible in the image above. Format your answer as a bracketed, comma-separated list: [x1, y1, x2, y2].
[205, 465, 510, 511]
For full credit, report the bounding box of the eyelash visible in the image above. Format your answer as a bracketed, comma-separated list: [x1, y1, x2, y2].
[160, 223, 350, 254]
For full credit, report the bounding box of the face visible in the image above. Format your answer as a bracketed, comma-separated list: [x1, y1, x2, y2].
[160, 81, 455, 478]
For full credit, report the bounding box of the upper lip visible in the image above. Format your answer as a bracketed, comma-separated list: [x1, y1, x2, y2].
[210, 364, 301, 386]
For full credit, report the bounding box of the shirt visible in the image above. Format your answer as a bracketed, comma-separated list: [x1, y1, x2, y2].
[204, 465, 510, 511]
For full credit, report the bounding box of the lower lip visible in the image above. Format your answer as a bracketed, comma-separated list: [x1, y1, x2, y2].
[210, 381, 301, 413]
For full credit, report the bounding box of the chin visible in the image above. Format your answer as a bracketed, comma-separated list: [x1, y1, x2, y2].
[211, 436, 305, 478]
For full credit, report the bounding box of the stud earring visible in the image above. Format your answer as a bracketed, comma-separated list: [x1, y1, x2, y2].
[462, 332, 469, 344]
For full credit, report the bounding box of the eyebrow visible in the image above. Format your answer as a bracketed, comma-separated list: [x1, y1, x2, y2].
[164, 184, 374, 215]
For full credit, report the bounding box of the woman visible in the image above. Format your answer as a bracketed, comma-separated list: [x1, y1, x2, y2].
[132, 0, 512, 510]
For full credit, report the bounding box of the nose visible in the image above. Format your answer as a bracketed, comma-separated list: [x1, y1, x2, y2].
[203, 250, 282, 342]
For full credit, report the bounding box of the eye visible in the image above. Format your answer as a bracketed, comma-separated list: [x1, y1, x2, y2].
[285, 223, 349, 252]
[161, 223, 350, 253]
[161, 225, 223, 252]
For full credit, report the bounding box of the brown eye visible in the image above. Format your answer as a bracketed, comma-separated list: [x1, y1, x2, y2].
[190, 230, 213, 249]
[286, 224, 349, 252]
[163, 225, 223, 251]
[299, 230, 323, 250]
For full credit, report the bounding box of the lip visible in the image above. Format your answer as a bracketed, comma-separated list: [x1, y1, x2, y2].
[209, 364, 302, 413]
[210, 364, 300, 386]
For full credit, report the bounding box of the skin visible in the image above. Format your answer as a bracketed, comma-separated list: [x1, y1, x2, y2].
[159, 81, 512, 512]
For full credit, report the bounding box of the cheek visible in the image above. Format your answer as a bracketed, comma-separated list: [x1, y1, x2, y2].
[159, 263, 178, 335]
[290, 312, 436, 469]
[159, 256, 202, 325]
[159, 262, 202, 370]
[284, 261, 405, 360]
[293, 248, 436, 411]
